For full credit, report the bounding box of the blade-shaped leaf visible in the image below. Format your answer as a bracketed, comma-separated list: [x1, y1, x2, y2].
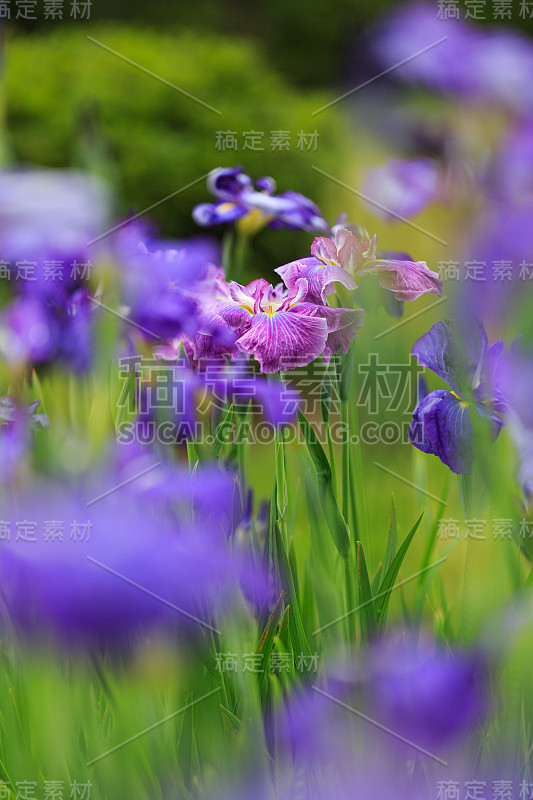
[356, 541, 377, 641]
[375, 512, 424, 631]
[298, 411, 350, 557]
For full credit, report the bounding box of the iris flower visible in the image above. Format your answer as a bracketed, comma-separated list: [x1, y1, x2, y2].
[362, 158, 440, 221]
[408, 321, 505, 474]
[191, 274, 363, 373]
[192, 166, 329, 234]
[0, 464, 266, 647]
[277, 226, 443, 303]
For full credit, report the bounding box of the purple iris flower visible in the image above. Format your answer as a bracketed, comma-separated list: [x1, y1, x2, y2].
[494, 340, 533, 503]
[277, 226, 443, 304]
[0, 398, 48, 482]
[0, 168, 109, 303]
[0, 294, 57, 365]
[362, 158, 440, 221]
[0, 465, 264, 648]
[372, 3, 533, 112]
[191, 273, 363, 373]
[111, 227, 224, 345]
[193, 166, 329, 234]
[408, 321, 505, 474]
[369, 636, 487, 750]
[0, 289, 96, 373]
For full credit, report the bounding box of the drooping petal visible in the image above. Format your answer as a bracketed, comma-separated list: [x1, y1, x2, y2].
[357, 258, 444, 302]
[408, 389, 474, 473]
[409, 389, 502, 474]
[192, 201, 247, 227]
[235, 309, 328, 374]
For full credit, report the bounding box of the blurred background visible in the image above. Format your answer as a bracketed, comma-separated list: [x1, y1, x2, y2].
[2, 0, 531, 273]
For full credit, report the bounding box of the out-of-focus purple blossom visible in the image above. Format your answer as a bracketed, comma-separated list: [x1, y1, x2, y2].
[0, 295, 57, 365]
[494, 340, 533, 503]
[362, 158, 440, 220]
[409, 321, 504, 473]
[0, 290, 96, 373]
[0, 168, 109, 303]
[0, 398, 48, 482]
[193, 167, 330, 234]
[372, 4, 533, 112]
[369, 636, 487, 750]
[196, 357, 301, 426]
[111, 227, 228, 349]
[490, 119, 533, 205]
[128, 353, 301, 438]
[458, 203, 533, 326]
[0, 464, 265, 647]
[278, 227, 443, 303]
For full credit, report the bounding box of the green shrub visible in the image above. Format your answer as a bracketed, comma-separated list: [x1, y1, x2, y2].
[2, 26, 355, 270]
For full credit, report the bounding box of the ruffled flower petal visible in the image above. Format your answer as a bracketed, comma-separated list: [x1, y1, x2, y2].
[357, 258, 444, 302]
[235, 309, 328, 374]
[276, 257, 355, 303]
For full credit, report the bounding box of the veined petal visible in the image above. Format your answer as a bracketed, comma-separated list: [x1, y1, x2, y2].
[235, 310, 328, 374]
[358, 258, 444, 302]
[275, 256, 322, 288]
[333, 228, 371, 273]
[295, 303, 364, 357]
[276, 257, 356, 304]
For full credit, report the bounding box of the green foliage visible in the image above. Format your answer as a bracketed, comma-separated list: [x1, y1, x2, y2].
[3, 26, 354, 270]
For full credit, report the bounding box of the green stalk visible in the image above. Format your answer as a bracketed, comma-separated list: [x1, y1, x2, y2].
[343, 552, 357, 647]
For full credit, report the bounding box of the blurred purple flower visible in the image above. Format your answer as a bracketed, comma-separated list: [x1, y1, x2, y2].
[372, 3, 533, 112]
[0, 168, 109, 303]
[0, 295, 57, 365]
[0, 398, 48, 482]
[408, 321, 504, 473]
[362, 158, 440, 221]
[494, 340, 533, 503]
[369, 637, 487, 750]
[113, 233, 216, 342]
[0, 465, 264, 647]
[193, 167, 329, 234]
